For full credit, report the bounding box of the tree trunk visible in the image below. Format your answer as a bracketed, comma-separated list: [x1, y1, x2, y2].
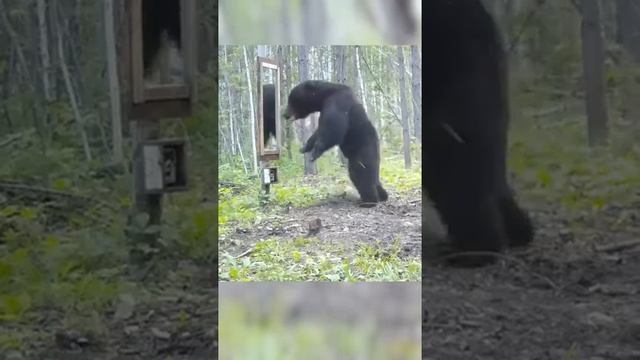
[282, 46, 293, 159]
[410, 45, 422, 141]
[616, 0, 640, 61]
[243, 46, 258, 173]
[580, 0, 609, 146]
[354, 46, 367, 113]
[104, 0, 123, 163]
[37, 0, 52, 104]
[333, 46, 348, 166]
[301, 0, 326, 44]
[0, 0, 31, 82]
[397, 47, 411, 169]
[56, 1, 92, 161]
[297, 45, 317, 175]
[237, 90, 248, 173]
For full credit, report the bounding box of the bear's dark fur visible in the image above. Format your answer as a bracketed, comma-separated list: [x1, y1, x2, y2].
[284, 80, 388, 206]
[263, 84, 276, 144]
[424, 0, 534, 266]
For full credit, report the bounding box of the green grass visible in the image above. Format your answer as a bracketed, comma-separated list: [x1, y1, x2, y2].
[218, 149, 422, 282]
[219, 302, 421, 360]
[0, 129, 216, 353]
[219, 238, 421, 282]
[509, 117, 640, 219]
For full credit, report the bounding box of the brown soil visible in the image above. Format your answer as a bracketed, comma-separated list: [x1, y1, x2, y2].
[13, 262, 218, 360]
[424, 205, 640, 359]
[221, 191, 422, 260]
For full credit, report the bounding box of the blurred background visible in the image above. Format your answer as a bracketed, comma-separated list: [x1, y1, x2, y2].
[219, 0, 421, 45]
[219, 282, 421, 360]
[0, 1, 217, 358]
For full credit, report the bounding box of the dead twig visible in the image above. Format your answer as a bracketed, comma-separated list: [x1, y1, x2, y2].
[595, 239, 640, 253]
[0, 181, 118, 211]
[235, 248, 254, 259]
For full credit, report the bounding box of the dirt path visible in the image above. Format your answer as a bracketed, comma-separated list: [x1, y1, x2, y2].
[424, 205, 640, 359]
[14, 262, 218, 360]
[221, 191, 423, 259]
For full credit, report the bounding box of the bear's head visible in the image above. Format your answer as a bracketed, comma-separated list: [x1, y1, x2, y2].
[284, 80, 349, 120]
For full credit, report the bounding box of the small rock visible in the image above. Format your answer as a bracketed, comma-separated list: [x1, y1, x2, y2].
[586, 312, 615, 328]
[5, 350, 24, 360]
[55, 330, 90, 349]
[205, 328, 216, 339]
[623, 321, 640, 341]
[114, 294, 136, 320]
[307, 218, 322, 236]
[151, 327, 171, 340]
[124, 325, 139, 335]
[588, 284, 637, 295]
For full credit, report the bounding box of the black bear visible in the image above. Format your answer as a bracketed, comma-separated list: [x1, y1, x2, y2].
[424, 0, 534, 266]
[263, 84, 277, 146]
[283, 81, 388, 207]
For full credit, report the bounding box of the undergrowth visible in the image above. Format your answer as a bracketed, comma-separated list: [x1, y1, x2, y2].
[219, 302, 421, 360]
[0, 122, 215, 353]
[219, 238, 421, 282]
[218, 148, 422, 281]
[509, 115, 640, 223]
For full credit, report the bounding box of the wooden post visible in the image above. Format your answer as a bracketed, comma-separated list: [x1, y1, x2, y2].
[120, 0, 196, 266]
[129, 120, 163, 265]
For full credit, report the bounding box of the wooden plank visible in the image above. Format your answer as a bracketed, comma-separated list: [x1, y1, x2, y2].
[261, 153, 280, 162]
[274, 65, 282, 150]
[256, 57, 281, 160]
[130, 100, 192, 120]
[256, 58, 264, 156]
[144, 84, 190, 101]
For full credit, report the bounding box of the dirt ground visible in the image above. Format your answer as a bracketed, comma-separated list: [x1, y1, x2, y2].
[8, 262, 218, 360]
[221, 190, 423, 260]
[423, 203, 640, 360]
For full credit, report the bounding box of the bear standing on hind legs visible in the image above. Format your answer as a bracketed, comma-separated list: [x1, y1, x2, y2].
[283, 81, 388, 207]
[424, 0, 534, 266]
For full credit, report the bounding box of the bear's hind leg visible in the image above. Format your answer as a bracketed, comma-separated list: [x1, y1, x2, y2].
[430, 191, 508, 267]
[498, 196, 534, 248]
[377, 184, 388, 202]
[348, 161, 379, 206]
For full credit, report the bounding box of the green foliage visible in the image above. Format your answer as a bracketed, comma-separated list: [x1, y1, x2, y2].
[162, 196, 217, 261]
[219, 150, 421, 282]
[0, 106, 216, 349]
[0, 333, 23, 352]
[219, 238, 420, 282]
[219, 302, 421, 360]
[380, 154, 422, 195]
[509, 118, 640, 218]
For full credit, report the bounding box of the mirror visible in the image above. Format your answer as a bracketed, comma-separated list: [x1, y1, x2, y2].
[142, 0, 185, 86]
[261, 66, 278, 151]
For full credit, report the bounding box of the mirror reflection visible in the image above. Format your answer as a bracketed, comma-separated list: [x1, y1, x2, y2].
[142, 0, 185, 86]
[262, 67, 278, 150]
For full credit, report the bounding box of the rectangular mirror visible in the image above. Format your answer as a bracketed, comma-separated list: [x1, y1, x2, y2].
[142, 0, 185, 86]
[257, 58, 281, 159]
